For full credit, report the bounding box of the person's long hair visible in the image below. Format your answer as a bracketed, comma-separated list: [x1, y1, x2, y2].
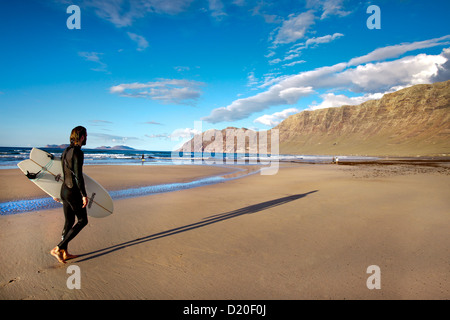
[70, 126, 87, 146]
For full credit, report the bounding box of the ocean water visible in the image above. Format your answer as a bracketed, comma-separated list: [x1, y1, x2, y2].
[0, 146, 377, 169]
[0, 146, 378, 215]
[0, 146, 282, 169]
[0, 175, 230, 216]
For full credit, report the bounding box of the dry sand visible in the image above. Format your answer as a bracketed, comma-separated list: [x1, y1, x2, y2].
[0, 162, 449, 300]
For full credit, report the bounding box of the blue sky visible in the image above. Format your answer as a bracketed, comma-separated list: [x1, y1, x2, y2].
[0, 0, 449, 150]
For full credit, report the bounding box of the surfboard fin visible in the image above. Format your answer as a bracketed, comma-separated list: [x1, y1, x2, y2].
[26, 170, 41, 180]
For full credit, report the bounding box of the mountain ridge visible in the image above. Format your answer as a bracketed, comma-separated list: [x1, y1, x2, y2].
[179, 80, 450, 157]
[273, 80, 450, 156]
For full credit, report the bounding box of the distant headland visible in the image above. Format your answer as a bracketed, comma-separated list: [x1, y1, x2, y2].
[43, 144, 138, 151]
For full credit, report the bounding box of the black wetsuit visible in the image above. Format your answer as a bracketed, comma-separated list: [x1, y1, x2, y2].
[58, 144, 88, 250]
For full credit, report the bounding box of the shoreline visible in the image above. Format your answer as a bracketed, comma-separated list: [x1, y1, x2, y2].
[2, 158, 449, 215]
[282, 156, 450, 165]
[0, 164, 241, 203]
[0, 164, 262, 215]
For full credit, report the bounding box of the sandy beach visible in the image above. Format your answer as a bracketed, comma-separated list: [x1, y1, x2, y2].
[0, 162, 449, 300]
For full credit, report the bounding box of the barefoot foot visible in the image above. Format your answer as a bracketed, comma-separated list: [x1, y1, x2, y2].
[50, 247, 66, 264]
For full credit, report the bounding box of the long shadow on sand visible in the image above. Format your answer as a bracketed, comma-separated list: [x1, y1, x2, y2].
[75, 190, 318, 262]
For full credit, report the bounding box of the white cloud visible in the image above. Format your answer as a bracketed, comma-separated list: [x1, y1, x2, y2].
[269, 58, 282, 65]
[306, 0, 351, 19]
[81, 0, 195, 27]
[202, 37, 450, 124]
[78, 52, 108, 72]
[170, 127, 201, 140]
[247, 71, 258, 87]
[90, 132, 138, 144]
[271, 1, 350, 45]
[283, 53, 300, 61]
[337, 53, 447, 93]
[271, 33, 344, 67]
[143, 121, 163, 125]
[270, 62, 348, 91]
[432, 48, 450, 82]
[208, 0, 227, 19]
[273, 11, 316, 45]
[110, 79, 205, 106]
[279, 87, 313, 104]
[308, 92, 385, 111]
[286, 33, 344, 55]
[283, 60, 306, 68]
[259, 73, 290, 88]
[89, 120, 113, 126]
[265, 51, 276, 58]
[202, 85, 313, 123]
[347, 35, 450, 66]
[174, 66, 191, 72]
[145, 133, 169, 139]
[127, 32, 149, 51]
[321, 0, 351, 19]
[254, 108, 300, 126]
[305, 32, 343, 47]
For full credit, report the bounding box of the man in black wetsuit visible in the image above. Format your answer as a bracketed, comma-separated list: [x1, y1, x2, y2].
[51, 126, 88, 263]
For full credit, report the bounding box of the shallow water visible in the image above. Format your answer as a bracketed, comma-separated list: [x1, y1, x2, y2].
[0, 174, 231, 216]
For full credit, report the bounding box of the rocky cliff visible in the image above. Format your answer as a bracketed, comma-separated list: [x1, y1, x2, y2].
[180, 80, 450, 157]
[177, 127, 268, 154]
[274, 80, 450, 156]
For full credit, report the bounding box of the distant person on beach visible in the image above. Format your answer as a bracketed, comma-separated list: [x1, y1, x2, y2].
[51, 126, 88, 263]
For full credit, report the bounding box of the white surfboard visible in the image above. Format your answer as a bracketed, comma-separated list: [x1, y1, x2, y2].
[17, 148, 113, 218]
